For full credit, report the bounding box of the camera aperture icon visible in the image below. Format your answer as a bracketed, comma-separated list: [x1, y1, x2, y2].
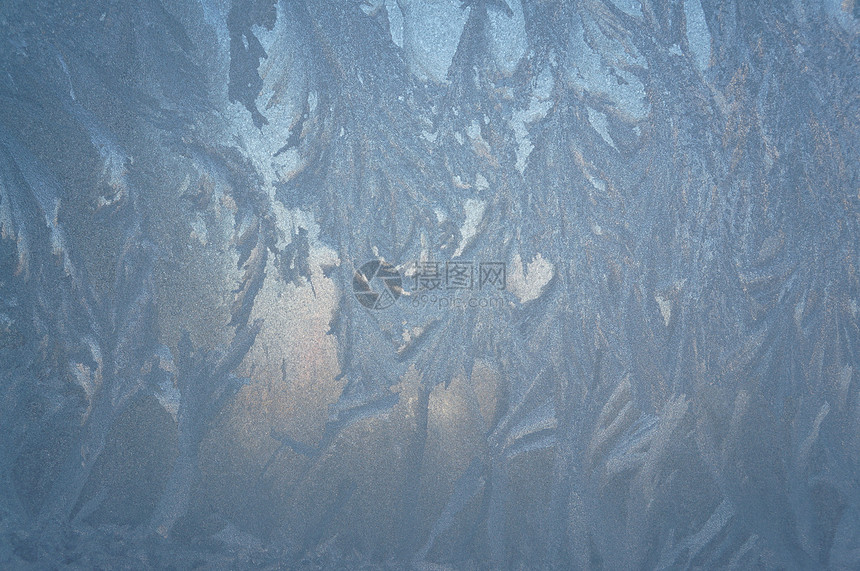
[353, 260, 403, 310]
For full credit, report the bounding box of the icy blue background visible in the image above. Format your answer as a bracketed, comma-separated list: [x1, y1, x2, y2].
[1, 0, 858, 568]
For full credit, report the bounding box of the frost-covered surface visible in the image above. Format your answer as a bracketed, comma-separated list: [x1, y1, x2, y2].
[0, 0, 858, 568]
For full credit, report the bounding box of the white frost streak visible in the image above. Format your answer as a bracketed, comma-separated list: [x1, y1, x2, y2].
[397, 0, 468, 83]
[453, 198, 486, 258]
[684, 0, 712, 73]
[655, 294, 672, 327]
[509, 67, 554, 174]
[608, 0, 643, 18]
[567, 14, 650, 121]
[587, 106, 617, 150]
[487, 0, 527, 75]
[507, 252, 554, 303]
[385, 0, 405, 48]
